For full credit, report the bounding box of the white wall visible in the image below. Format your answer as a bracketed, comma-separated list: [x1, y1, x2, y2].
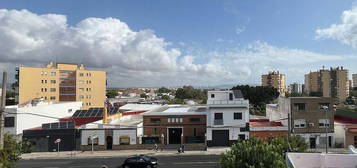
[206, 128, 249, 140]
[4, 102, 82, 135]
[334, 122, 346, 146]
[113, 129, 137, 145]
[81, 130, 105, 145]
[208, 107, 249, 127]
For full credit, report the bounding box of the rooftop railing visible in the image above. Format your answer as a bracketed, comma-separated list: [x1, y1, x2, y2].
[207, 100, 249, 106]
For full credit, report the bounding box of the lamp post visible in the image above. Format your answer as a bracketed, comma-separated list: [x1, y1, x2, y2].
[323, 106, 328, 154]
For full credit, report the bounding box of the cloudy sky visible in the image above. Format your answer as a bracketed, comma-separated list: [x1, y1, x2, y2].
[1, 0, 357, 87]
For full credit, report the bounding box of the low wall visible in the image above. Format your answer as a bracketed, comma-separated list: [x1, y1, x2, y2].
[80, 143, 207, 151]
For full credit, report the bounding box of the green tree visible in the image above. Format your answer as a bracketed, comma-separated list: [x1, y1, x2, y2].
[174, 86, 207, 103]
[140, 93, 148, 99]
[161, 95, 170, 101]
[0, 134, 23, 168]
[157, 87, 171, 93]
[220, 136, 307, 168]
[106, 90, 118, 98]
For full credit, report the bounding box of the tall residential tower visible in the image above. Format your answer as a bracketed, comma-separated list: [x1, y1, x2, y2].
[261, 71, 286, 96]
[14, 62, 106, 109]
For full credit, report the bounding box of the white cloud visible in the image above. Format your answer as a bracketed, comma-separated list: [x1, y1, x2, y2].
[0, 9, 347, 87]
[235, 26, 245, 35]
[316, 7, 357, 47]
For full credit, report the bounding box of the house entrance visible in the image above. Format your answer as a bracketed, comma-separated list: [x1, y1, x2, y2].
[168, 128, 182, 144]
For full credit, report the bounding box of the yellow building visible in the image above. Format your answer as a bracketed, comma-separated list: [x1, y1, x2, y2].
[15, 62, 106, 109]
[261, 71, 286, 96]
[304, 67, 349, 102]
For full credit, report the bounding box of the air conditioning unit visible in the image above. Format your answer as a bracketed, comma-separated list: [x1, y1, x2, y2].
[308, 123, 315, 127]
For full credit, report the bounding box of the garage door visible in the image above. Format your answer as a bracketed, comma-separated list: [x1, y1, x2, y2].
[212, 130, 229, 146]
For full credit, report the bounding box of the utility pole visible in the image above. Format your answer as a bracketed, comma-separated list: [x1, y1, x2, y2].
[0, 71, 8, 151]
[324, 106, 328, 154]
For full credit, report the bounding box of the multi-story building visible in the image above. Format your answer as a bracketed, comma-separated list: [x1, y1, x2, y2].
[304, 67, 349, 102]
[261, 71, 286, 96]
[290, 83, 303, 94]
[267, 97, 335, 148]
[14, 62, 106, 109]
[353, 74, 357, 88]
[206, 90, 249, 146]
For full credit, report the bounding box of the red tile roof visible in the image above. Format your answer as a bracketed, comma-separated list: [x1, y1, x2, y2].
[250, 121, 284, 127]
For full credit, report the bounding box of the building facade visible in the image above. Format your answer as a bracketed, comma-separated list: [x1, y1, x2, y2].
[206, 90, 249, 146]
[304, 67, 349, 102]
[249, 119, 288, 140]
[289, 83, 303, 94]
[262, 71, 286, 96]
[267, 97, 335, 148]
[353, 74, 357, 88]
[143, 106, 206, 145]
[14, 62, 106, 109]
[4, 101, 82, 140]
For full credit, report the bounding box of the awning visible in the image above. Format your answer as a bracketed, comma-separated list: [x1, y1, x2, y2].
[348, 128, 357, 133]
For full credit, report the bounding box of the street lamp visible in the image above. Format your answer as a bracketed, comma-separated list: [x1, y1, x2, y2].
[322, 106, 329, 154]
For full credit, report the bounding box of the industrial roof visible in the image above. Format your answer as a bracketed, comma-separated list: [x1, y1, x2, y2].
[144, 106, 207, 116]
[119, 104, 163, 111]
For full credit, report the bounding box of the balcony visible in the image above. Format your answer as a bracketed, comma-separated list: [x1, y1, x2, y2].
[214, 119, 224, 125]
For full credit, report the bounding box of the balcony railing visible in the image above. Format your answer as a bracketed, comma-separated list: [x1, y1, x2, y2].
[214, 119, 224, 125]
[207, 100, 249, 106]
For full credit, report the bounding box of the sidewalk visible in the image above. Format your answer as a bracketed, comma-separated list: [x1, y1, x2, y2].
[21, 147, 230, 160]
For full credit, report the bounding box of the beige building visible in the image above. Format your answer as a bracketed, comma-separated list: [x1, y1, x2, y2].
[353, 74, 357, 88]
[304, 67, 349, 102]
[261, 71, 286, 96]
[14, 62, 106, 110]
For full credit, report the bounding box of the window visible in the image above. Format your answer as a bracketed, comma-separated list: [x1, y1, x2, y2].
[120, 136, 130, 145]
[87, 137, 98, 145]
[50, 88, 56, 92]
[50, 96, 56, 100]
[41, 80, 44, 84]
[214, 113, 223, 120]
[190, 118, 200, 122]
[45, 80, 47, 84]
[79, 88, 84, 91]
[175, 118, 179, 123]
[168, 118, 171, 123]
[294, 103, 306, 111]
[180, 118, 183, 123]
[41, 71, 44, 75]
[80, 95, 84, 99]
[51, 80, 56, 84]
[234, 113, 242, 120]
[238, 134, 246, 140]
[319, 103, 330, 109]
[86, 73, 89, 76]
[294, 119, 306, 128]
[79, 80, 85, 84]
[193, 128, 197, 136]
[44, 96, 47, 100]
[354, 136, 357, 147]
[318, 119, 330, 128]
[4, 117, 15, 127]
[150, 118, 161, 123]
[229, 93, 233, 100]
[79, 73, 84, 77]
[44, 71, 47, 75]
[153, 128, 158, 134]
[41, 88, 44, 92]
[51, 72, 56, 76]
[44, 88, 47, 92]
[211, 94, 215, 98]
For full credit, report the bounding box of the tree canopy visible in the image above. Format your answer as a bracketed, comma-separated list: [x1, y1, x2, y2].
[106, 90, 118, 98]
[0, 134, 24, 168]
[220, 136, 307, 168]
[231, 85, 279, 106]
[157, 87, 171, 93]
[174, 86, 207, 104]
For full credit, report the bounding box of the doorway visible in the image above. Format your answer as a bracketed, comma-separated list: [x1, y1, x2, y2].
[309, 137, 316, 149]
[168, 128, 182, 144]
[212, 130, 229, 146]
[106, 136, 113, 150]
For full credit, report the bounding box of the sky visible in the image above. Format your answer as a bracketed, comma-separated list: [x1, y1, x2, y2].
[1, 0, 357, 87]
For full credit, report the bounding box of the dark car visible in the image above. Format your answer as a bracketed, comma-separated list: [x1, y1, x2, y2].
[121, 155, 158, 168]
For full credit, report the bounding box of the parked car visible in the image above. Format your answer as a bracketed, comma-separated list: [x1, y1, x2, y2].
[121, 155, 158, 168]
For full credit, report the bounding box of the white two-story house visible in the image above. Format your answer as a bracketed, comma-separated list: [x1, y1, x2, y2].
[206, 90, 249, 146]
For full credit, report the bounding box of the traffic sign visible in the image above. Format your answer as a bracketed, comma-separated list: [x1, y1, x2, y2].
[55, 138, 61, 143]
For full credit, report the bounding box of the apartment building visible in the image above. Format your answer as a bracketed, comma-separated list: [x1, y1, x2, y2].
[14, 62, 106, 109]
[304, 67, 349, 102]
[261, 71, 286, 96]
[353, 74, 357, 88]
[267, 97, 335, 148]
[289, 83, 304, 94]
[206, 90, 249, 146]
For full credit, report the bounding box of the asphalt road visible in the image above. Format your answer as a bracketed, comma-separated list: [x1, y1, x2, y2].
[15, 155, 221, 168]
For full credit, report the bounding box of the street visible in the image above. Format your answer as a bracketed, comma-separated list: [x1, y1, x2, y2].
[15, 154, 221, 168]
